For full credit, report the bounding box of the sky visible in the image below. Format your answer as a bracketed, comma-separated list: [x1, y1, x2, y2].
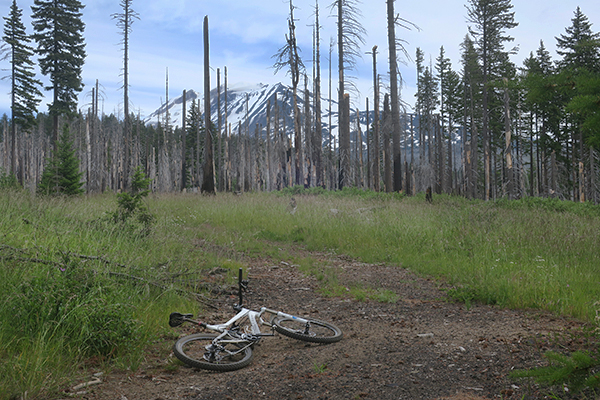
[0, 0, 598, 123]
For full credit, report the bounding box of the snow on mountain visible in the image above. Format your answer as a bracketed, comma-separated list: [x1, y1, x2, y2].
[144, 82, 340, 146]
[142, 81, 444, 156]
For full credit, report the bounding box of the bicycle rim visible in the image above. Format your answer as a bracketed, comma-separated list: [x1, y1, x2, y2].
[173, 334, 253, 371]
[273, 317, 343, 343]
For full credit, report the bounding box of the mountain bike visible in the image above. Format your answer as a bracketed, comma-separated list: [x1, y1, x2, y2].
[168, 268, 343, 372]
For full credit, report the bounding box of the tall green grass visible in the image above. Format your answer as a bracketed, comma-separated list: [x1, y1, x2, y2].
[0, 191, 202, 399]
[144, 190, 600, 323]
[1, 188, 599, 398]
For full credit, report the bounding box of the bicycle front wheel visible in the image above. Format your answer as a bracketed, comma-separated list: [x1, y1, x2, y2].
[273, 317, 342, 343]
[173, 334, 253, 372]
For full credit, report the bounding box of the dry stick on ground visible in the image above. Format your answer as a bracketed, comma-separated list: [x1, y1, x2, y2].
[0, 244, 217, 309]
[107, 271, 217, 309]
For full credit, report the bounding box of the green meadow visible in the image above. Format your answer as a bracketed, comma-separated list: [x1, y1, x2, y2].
[1, 188, 599, 398]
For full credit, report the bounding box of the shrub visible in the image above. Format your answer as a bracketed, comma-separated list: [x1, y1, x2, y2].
[112, 166, 154, 235]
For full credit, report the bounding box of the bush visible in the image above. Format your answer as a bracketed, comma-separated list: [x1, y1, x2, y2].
[112, 166, 154, 235]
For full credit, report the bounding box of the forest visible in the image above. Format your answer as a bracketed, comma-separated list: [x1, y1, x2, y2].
[1, 0, 599, 202]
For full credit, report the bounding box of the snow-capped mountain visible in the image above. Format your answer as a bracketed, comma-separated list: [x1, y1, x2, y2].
[144, 82, 340, 146]
[143, 81, 450, 159]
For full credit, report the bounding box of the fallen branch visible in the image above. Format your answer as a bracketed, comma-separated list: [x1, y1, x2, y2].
[1, 243, 218, 309]
[108, 271, 217, 309]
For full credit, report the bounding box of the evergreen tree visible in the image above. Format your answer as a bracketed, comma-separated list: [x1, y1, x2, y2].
[466, 0, 518, 200]
[2, 0, 42, 179]
[556, 7, 600, 74]
[38, 125, 84, 196]
[414, 47, 425, 161]
[31, 0, 86, 147]
[556, 8, 600, 200]
[460, 34, 482, 199]
[185, 99, 205, 186]
[436, 46, 463, 193]
[419, 65, 439, 166]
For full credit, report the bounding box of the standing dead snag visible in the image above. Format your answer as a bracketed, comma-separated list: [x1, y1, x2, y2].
[112, 0, 139, 191]
[201, 15, 215, 194]
[272, 0, 305, 187]
[331, 0, 366, 189]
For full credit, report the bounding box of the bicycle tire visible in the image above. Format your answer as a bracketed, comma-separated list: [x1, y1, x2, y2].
[173, 334, 253, 371]
[273, 317, 343, 343]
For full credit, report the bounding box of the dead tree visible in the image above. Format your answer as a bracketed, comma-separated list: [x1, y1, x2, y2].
[331, 0, 366, 189]
[112, 0, 139, 190]
[273, 0, 304, 187]
[201, 16, 215, 194]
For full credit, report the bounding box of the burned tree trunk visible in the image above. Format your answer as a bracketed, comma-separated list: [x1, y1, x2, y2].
[201, 16, 215, 194]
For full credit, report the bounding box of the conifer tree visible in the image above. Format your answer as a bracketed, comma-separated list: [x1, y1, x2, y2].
[2, 0, 42, 180]
[460, 35, 482, 199]
[556, 7, 600, 74]
[38, 125, 84, 196]
[31, 0, 86, 148]
[466, 0, 518, 200]
[556, 8, 600, 200]
[436, 46, 462, 193]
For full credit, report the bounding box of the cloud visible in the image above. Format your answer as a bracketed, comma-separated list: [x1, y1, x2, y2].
[0, 0, 598, 118]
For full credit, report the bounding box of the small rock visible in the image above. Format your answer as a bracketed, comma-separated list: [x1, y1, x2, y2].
[417, 333, 434, 338]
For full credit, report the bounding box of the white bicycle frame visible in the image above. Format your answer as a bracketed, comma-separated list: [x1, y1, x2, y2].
[204, 306, 310, 337]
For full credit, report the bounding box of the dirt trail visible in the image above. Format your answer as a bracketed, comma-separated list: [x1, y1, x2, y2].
[74, 254, 588, 400]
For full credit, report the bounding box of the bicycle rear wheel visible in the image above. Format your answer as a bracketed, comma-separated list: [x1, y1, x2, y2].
[173, 334, 253, 371]
[273, 317, 342, 343]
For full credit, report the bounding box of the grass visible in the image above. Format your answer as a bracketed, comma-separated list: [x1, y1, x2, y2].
[1, 188, 600, 398]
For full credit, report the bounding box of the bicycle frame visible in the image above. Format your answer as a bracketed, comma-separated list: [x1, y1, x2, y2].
[204, 306, 311, 336]
[169, 268, 342, 371]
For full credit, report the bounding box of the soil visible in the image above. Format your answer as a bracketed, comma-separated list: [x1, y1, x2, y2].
[68, 250, 595, 400]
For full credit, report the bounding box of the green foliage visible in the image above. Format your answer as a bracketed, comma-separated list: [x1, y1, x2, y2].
[566, 70, 600, 148]
[37, 126, 84, 196]
[31, 0, 86, 118]
[0, 167, 20, 189]
[494, 196, 600, 217]
[2, 0, 43, 131]
[3, 190, 600, 398]
[556, 7, 600, 73]
[511, 350, 600, 394]
[112, 166, 154, 234]
[6, 262, 141, 358]
[279, 185, 405, 201]
[0, 190, 202, 399]
[38, 125, 84, 196]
